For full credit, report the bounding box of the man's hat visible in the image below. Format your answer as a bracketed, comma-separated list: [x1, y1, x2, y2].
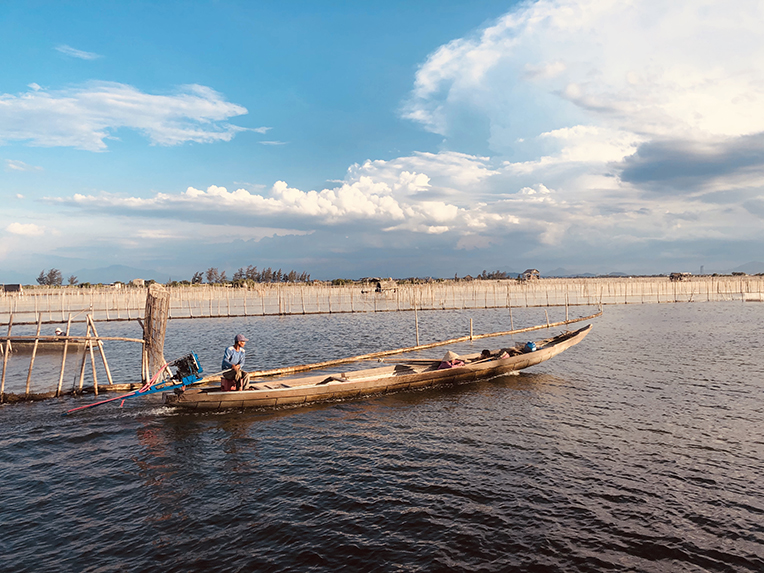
[442, 350, 459, 361]
[235, 334, 249, 343]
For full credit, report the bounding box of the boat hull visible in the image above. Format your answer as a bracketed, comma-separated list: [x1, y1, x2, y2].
[2, 340, 87, 354]
[164, 324, 592, 411]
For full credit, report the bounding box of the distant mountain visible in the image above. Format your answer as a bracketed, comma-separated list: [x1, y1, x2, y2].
[544, 267, 571, 277]
[544, 268, 598, 278]
[0, 269, 29, 284]
[72, 265, 172, 284]
[731, 261, 764, 274]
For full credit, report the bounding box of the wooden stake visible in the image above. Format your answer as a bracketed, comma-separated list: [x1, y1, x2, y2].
[25, 314, 42, 395]
[56, 314, 73, 397]
[1, 315, 13, 401]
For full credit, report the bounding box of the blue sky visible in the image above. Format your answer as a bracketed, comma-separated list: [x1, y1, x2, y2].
[2, 0, 763, 283]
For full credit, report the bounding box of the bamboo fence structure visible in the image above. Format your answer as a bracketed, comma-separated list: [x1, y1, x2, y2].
[0, 314, 149, 403]
[1, 274, 762, 403]
[1, 276, 762, 325]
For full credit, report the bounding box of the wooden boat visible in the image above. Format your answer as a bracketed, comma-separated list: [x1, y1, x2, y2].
[163, 324, 592, 411]
[1, 338, 87, 354]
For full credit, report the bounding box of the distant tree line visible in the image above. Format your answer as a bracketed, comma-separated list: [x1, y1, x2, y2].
[188, 265, 312, 286]
[36, 268, 78, 286]
[477, 270, 513, 280]
[451, 270, 515, 281]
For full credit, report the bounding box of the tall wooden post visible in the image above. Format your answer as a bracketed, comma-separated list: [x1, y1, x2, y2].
[143, 284, 170, 379]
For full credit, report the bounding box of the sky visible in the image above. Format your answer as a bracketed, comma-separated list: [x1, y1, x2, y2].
[2, 0, 764, 283]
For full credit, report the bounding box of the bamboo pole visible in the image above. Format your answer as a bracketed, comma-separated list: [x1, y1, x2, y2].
[0, 335, 144, 343]
[230, 308, 603, 381]
[25, 314, 43, 395]
[1, 315, 13, 401]
[415, 305, 420, 346]
[142, 345, 148, 385]
[88, 317, 99, 396]
[88, 315, 114, 386]
[56, 314, 73, 397]
[77, 320, 92, 393]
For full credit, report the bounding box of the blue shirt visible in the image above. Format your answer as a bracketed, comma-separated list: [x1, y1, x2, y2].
[222, 345, 246, 370]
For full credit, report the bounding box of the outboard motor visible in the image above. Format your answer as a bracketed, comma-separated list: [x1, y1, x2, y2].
[167, 353, 203, 385]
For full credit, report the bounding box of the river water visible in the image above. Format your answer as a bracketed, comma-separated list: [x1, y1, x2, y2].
[1, 303, 762, 572]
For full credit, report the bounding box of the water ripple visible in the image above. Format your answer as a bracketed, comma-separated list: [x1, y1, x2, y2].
[2, 303, 764, 571]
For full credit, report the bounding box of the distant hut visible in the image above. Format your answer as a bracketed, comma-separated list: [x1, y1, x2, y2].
[375, 278, 397, 293]
[518, 269, 540, 281]
[131, 278, 145, 287]
[2, 284, 23, 293]
[669, 272, 691, 282]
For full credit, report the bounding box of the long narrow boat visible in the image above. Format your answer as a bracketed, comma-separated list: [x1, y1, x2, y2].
[163, 324, 592, 411]
[1, 339, 87, 354]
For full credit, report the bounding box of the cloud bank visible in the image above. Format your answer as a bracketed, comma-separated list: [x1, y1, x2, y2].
[396, 0, 764, 257]
[14, 0, 764, 276]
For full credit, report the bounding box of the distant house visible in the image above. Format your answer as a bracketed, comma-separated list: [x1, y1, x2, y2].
[518, 269, 540, 281]
[360, 277, 397, 294]
[375, 279, 397, 293]
[669, 272, 691, 282]
[2, 284, 23, 293]
[131, 278, 145, 287]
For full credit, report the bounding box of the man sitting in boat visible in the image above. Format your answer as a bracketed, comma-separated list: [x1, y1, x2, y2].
[438, 350, 465, 369]
[221, 334, 250, 391]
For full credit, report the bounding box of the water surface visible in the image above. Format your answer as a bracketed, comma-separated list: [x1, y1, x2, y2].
[1, 303, 762, 572]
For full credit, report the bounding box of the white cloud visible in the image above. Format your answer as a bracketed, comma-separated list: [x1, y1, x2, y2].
[0, 82, 248, 151]
[6, 222, 44, 236]
[47, 151, 523, 235]
[5, 159, 42, 172]
[55, 45, 102, 60]
[404, 0, 764, 145]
